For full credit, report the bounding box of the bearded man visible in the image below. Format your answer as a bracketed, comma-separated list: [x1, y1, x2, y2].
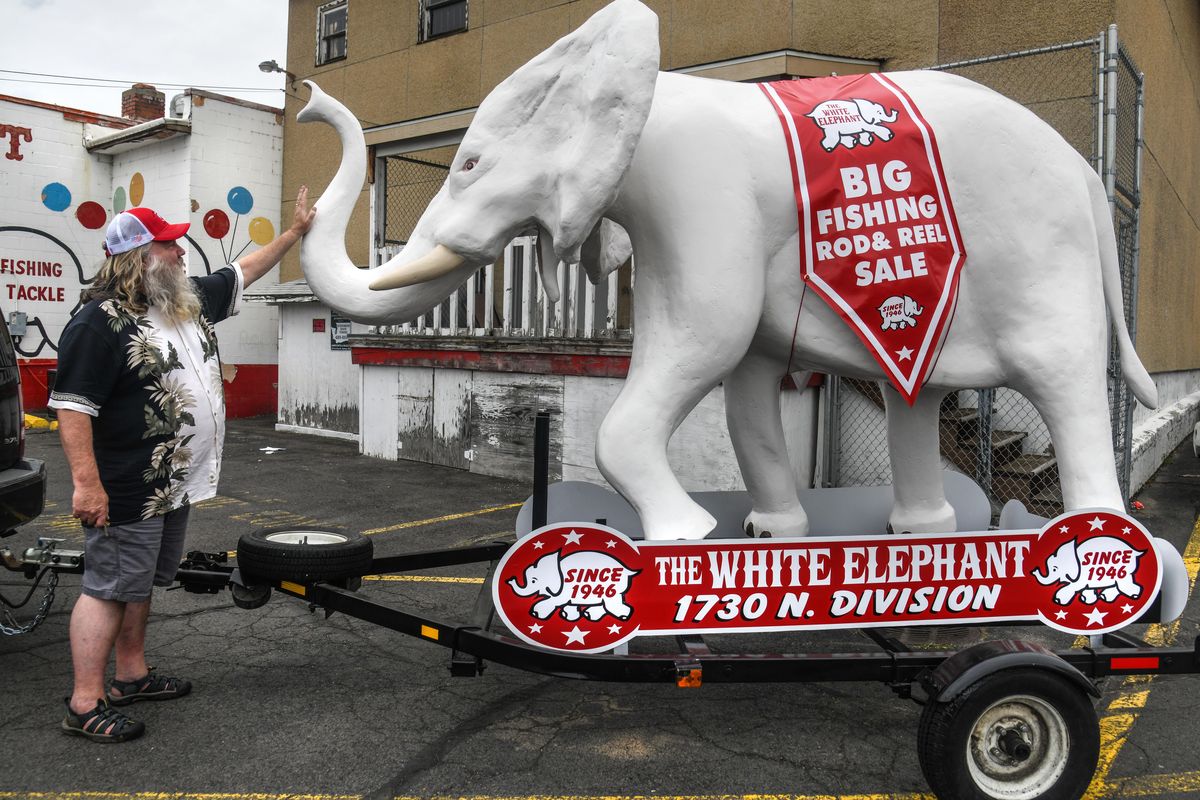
[49, 188, 315, 742]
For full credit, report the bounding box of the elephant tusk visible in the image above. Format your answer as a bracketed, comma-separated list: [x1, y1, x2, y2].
[368, 244, 466, 291]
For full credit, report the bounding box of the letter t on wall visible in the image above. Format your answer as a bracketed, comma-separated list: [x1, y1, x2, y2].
[0, 125, 32, 161]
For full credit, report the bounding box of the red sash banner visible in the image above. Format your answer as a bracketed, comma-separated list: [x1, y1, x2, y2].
[760, 74, 966, 404]
[494, 510, 1161, 654]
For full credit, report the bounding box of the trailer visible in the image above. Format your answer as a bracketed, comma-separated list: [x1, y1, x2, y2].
[4, 414, 1197, 800]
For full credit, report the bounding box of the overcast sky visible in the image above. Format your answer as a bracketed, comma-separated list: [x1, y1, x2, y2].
[2, 0, 290, 117]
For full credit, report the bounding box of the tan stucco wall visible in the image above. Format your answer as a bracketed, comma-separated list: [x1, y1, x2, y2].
[1114, 0, 1200, 371]
[280, 1, 1200, 376]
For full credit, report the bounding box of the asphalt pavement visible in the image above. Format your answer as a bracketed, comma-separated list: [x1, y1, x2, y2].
[2, 416, 1197, 799]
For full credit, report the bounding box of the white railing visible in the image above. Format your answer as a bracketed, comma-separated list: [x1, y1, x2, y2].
[369, 236, 631, 339]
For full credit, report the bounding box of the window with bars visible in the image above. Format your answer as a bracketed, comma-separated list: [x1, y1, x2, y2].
[316, 0, 348, 65]
[420, 0, 468, 42]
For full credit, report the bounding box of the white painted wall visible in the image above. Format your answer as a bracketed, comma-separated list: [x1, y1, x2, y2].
[353, 361, 821, 489]
[276, 300, 361, 437]
[0, 92, 283, 374]
[182, 95, 283, 365]
[0, 98, 115, 357]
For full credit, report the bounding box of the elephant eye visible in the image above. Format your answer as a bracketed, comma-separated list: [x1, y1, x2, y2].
[462, 158, 478, 172]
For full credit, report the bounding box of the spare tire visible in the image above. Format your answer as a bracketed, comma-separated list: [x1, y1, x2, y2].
[237, 527, 373, 583]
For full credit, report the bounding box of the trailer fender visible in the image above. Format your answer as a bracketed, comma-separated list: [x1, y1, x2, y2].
[918, 639, 1100, 704]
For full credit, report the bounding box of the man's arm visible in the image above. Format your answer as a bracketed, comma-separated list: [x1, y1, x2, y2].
[236, 185, 318, 287]
[57, 409, 109, 528]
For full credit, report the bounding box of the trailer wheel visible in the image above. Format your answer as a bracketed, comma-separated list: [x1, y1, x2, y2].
[917, 668, 1099, 800]
[237, 527, 372, 583]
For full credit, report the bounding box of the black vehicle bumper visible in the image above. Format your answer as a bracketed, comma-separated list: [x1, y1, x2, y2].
[0, 458, 46, 537]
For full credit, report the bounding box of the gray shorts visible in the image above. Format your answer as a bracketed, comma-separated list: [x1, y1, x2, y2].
[81, 506, 191, 603]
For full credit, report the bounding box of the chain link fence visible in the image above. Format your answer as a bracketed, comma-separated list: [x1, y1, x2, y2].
[380, 153, 449, 251]
[825, 28, 1143, 519]
[373, 151, 634, 338]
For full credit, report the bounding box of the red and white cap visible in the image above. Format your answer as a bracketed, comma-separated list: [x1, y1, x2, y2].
[104, 207, 190, 255]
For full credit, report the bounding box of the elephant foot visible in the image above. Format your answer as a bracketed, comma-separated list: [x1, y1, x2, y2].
[642, 502, 717, 541]
[743, 508, 810, 539]
[888, 501, 957, 535]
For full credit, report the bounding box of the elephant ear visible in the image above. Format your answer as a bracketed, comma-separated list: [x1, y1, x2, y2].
[534, 551, 563, 597]
[489, 0, 658, 266]
[1057, 540, 1081, 581]
[579, 219, 633, 285]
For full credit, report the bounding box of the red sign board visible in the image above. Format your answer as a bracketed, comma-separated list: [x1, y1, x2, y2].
[760, 74, 965, 404]
[494, 510, 1161, 654]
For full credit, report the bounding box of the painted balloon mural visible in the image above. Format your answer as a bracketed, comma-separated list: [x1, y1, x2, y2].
[202, 185, 275, 263]
[23, 171, 276, 359]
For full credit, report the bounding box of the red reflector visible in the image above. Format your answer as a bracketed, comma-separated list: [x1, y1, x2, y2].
[1111, 656, 1159, 670]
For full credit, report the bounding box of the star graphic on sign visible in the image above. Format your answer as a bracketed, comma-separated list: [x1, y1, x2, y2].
[529, 623, 543, 634]
[605, 539, 618, 549]
[564, 626, 589, 644]
[1085, 608, 1108, 627]
[1059, 525, 1070, 534]
[1122, 527, 1132, 535]
[607, 624, 622, 635]
[563, 531, 584, 545]
[1054, 610, 1068, 620]
[1121, 603, 1134, 614]
[1088, 516, 1106, 531]
[532, 540, 545, 550]
[896, 346, 914, 362]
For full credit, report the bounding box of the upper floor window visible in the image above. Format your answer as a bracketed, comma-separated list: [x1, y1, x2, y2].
[317, 0, 348, 65]
[420, 0, 468, 42]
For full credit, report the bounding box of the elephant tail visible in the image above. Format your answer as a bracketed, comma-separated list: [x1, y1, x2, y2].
[1091, 165, 1157, 409]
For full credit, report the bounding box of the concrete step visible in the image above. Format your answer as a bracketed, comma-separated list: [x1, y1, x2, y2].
[995, 453, 1058, 477]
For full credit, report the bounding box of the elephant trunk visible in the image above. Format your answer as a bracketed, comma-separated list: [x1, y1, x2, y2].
[881, 107, 899, 123]
[507, 576, 537, 597]
[1031, 567, 1056, 585]
[297, 81, 477, 324]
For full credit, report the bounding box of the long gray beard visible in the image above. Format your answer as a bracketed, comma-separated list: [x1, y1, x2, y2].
[144, 254, 201, 322]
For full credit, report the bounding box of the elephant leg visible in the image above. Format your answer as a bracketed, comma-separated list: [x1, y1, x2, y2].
[595, 248, 762, 540]
[821, 129, 840, 151]
[725, 353, 808, 538]
[1021, 373, 1124, 510]
[597, 361, 737, 541]
[883, 385, 957, 534]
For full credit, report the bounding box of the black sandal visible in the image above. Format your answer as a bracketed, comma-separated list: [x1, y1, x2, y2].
[61, 698, 145, 743]
[108, 667, 192, 706]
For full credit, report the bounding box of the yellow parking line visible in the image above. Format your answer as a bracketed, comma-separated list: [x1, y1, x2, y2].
[1104, 770, 1200, 796]
[361, 501, 523, 536]
[0, 794, 358, 800]
[391, 796, 933, 800]
[1083, 513, 1200, 798]
[363, 574, 485, 584]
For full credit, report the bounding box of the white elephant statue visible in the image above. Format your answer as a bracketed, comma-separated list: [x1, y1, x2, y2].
[296, 0, 1156, 542]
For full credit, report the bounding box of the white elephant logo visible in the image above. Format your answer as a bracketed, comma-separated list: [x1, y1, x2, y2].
[1032, 536, 1146, 606]
[878, 295, 923, 330]
[507, 548, 640, 621]
[806, 98, 899, 151]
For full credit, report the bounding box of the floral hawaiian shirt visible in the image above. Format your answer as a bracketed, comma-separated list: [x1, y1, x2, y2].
[49, 265, 243, 525]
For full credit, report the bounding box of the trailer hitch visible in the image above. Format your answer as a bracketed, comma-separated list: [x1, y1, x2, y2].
[1, 537, 84, 578]
[0, 538, 81, 636]
[176, 550, 231, 594]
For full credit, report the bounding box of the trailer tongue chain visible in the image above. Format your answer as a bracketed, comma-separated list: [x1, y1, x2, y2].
[1, 567, 58, 636]
[1, 537, 83, 636]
